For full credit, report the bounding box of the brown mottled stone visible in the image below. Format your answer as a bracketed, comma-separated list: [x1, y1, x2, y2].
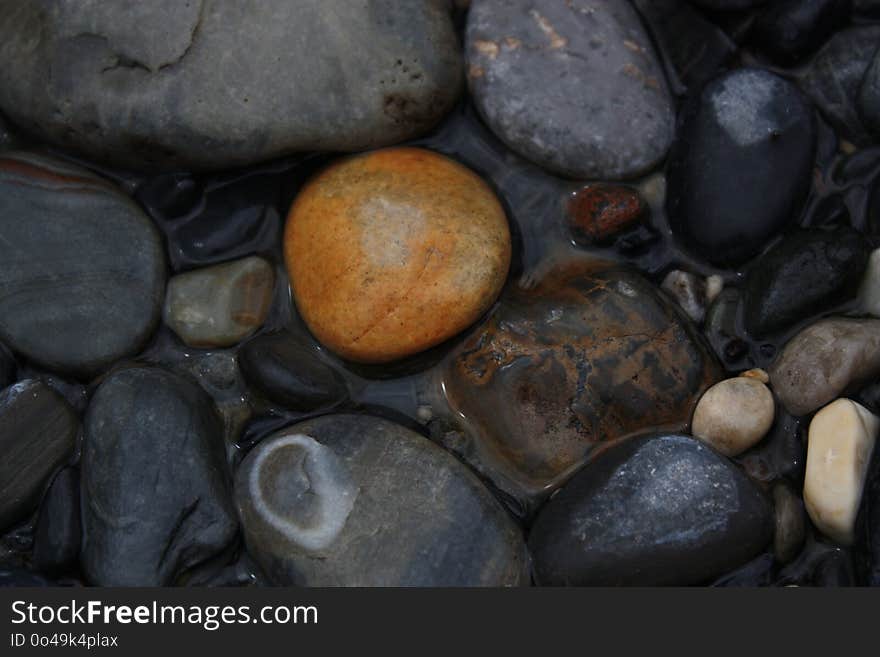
[567, 184, 646, 244]
[442, 265, 721, 510]
[284, 147, 511, 364]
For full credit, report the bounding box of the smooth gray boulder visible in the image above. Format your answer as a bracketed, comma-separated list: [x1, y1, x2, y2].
[0, 0, 463, 170]
[465, 0, 674, 180]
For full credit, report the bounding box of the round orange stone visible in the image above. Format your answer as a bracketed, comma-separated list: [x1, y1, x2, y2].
[284, 147, 511, 364]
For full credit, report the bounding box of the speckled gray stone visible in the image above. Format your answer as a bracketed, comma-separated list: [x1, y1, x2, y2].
[81, 366, 237, 586]
[465, 0, 674, 180]
[0, 152, 166, 378]
[0, 0, 463, 170]
[528, 434, 773, 586]
[235, 414, 529, 586]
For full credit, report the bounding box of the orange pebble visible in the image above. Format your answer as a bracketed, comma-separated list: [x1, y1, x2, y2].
[284, 147, 511, 364]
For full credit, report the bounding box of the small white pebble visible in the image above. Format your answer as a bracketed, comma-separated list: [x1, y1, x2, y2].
[705, 275, 724, 303]
[804, 398, 878, 546]
[858, 248, 880, 318]
[416, 405, 433, 423]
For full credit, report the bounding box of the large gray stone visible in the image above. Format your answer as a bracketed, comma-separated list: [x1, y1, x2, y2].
[81, 366, 237, 586]
[235, 414, 529, 586]
[0, 0, 463, 170]
[465, 0, 674, 180]
[0, 152, 166, 378]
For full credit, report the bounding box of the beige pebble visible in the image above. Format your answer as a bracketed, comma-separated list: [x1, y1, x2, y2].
[804, 398, 878, 546]
[705, 274, 724, 303]
[859, 248, 880, 317]
[691, 375, 775, 456]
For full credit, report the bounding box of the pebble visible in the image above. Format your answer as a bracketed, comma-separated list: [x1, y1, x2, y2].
[691, 372, 775, 457]
[860, 48, 880, 140]
[769, 318, 880, 416]
[567, 184, 646, 245]
[234, 414, 529, 586]
[751, 0, 851, 65]
[0, 152, 166, 378]
[284, 147, 511, 364]
[773, 483, 806, 564]
[163, 256, 275, 348]
[803, 398, 878, 545]
[0, 380, 77, 531]
[81, 367, 238, 586]
[800, 26, 880, 145]
[661, 269, 709, 323]
[744, 227, 869, 338]
[465, 0, 674, 179]
[443, 266, 720, 511]
[0, 113, 17, 152]
[667, 68, 816, 266]
[860, 251, 880, 317]
[32, 468, 81, 576]
[238, 331, 348, 411]
[528, 434, 773, 585]
[0, 1, 463, 169]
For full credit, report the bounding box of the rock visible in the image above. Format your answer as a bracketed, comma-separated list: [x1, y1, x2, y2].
[465, 0, 674, 179]
[735, 406, 806, 484]
[711, 553, 777, 587]
[32, 467, 80, 575]
[751, 0, 851, 65]
[800, 26, 880, 145]
[528, 434, 773, 585]
[234, 414, 528, 586]
[744, 227, 869, 337]
[692, 373, 775, 457]
[284, 147, 511, 364]
[704, 288, 749, 368]
[164, 256, 275, 348]
[773, 483, 806, 564]
[769, 318, 880, 416]
[0, 1, 462, 170]
[661, 269, 708, 323]
[239, 331, 348, 412]
[632, 0, 736, 93]
[859, 249, 880, 317]
[0, 342, 14, 390]
[0, 380, 77, 531]
[81, 366, 237, 586]
[667, 68, 816, 266]
[567, 184, 646, 245]
[443, 265, 720, 510]
[856, 0, 880, 16]
[0, 113, 18, 152]
[804, 398, 878, 545]
[0, 152, 166, 378]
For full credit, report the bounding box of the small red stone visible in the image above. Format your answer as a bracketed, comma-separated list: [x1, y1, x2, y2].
[567, 183, 646, 244]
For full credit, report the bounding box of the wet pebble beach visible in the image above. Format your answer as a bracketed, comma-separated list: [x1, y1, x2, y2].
[1, 0, 880, 587]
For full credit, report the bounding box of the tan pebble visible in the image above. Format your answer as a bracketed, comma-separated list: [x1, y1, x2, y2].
[803, 398, 878, 546]
[740, 368, 769, 384]
[692, 376, 775, 456]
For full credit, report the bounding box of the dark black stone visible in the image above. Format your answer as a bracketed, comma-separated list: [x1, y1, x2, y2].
[0, 342, 14, 389]
[751, 0, 851, 65]
[528, 434, 774, 586]
[0, 380, 77, 532]
[778, 538, 856, 585]
[735, 409, 806, 485]
[667, 68, 816, 266]
[633, 0, 737, 93]
[744, 227, 869, 337]
[711, 553, 777, 586]
[81, 366, 238, 586]
[32, 467, 81, 576]
[800, 26, 880, 145]
[239, 331, 349, 412]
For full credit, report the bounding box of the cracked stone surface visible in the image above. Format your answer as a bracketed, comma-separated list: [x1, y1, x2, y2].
[81, 366, 237, 586]
[441, 264, 721, 513]
[465, 0, 675, 180]
[0, 0, 463, 170]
